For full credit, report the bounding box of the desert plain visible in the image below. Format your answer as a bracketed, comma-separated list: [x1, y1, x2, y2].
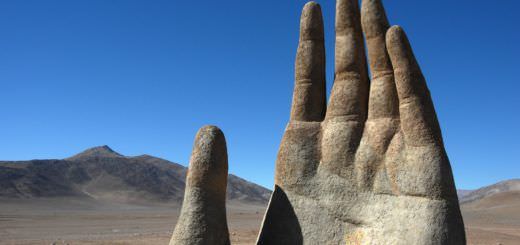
[1, 192, 520, 245]
[0, 198, 264, 245]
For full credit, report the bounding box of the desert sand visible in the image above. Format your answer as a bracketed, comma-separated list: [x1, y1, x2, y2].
[463, 191, 520, 245]
[1, 195, 519, 244]
[0, 198, 264, 245]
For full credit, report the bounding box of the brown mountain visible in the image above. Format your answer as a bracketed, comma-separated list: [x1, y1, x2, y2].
[456, 189, 473, 199]
[460, 179, 520, 204]
[0, 145, 271, 204]
[460, 179, 520, 244]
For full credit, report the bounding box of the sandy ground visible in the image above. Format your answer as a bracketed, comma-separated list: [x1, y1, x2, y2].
[0, 198, 264, 245]
[462, 191, 520, 245]
[1, 198, 519, 244]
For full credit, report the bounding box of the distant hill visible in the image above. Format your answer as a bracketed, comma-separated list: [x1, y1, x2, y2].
[459, 179, 520, 204]
[0, 146, 271, 205]
[460, 179, 520, 244]
[456, 189, 473, 199]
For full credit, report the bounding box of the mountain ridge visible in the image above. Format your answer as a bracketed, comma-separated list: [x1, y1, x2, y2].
[67, 145, 125, 160]
[460, 179, 520, 204]
[0, 146, 271, 205]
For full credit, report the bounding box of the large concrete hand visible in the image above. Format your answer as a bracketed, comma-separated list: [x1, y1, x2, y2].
[170, 126, 230, 245]
[257, 1, 465, 244]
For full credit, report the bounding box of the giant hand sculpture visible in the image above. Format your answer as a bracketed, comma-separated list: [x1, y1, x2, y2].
[257, 0, 465, 244]
[170, 1, 466, 244]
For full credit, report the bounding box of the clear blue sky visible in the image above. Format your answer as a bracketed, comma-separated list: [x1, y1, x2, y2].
[0, 0, 518, 190]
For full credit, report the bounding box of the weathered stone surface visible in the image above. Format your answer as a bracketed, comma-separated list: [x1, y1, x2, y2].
[257, 0, 466, 244]
[170, 126, 230, 245]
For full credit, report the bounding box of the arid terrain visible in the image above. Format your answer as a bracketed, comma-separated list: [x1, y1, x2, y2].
[2, 190, 520, 245]
[461, 180, 520, 245]
[0, 146, 270, 244]
[0, 147, 518, 244]
[0, 198, 265, 245]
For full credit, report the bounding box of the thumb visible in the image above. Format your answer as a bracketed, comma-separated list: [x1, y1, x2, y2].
[170, 125, 230, 245]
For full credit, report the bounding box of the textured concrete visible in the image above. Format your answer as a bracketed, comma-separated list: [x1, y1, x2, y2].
[170, 126, 230, 245]
[257, 0, 466, 244]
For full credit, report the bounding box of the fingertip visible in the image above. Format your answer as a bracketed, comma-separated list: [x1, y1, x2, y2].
[386, 25, 415, 70]
[361, 0, 390, 39]
[304, 1, 320, 9]
[193, 125, 227, 159]
[300, 1, 324, 41]
[386, 25, 405, 46]
[335, 0, 361, 35]
[197, 125, 225, 144]
[188, 125, 228, 189]
[386, 25, 408, 53]
[193, 125, 227, 166]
